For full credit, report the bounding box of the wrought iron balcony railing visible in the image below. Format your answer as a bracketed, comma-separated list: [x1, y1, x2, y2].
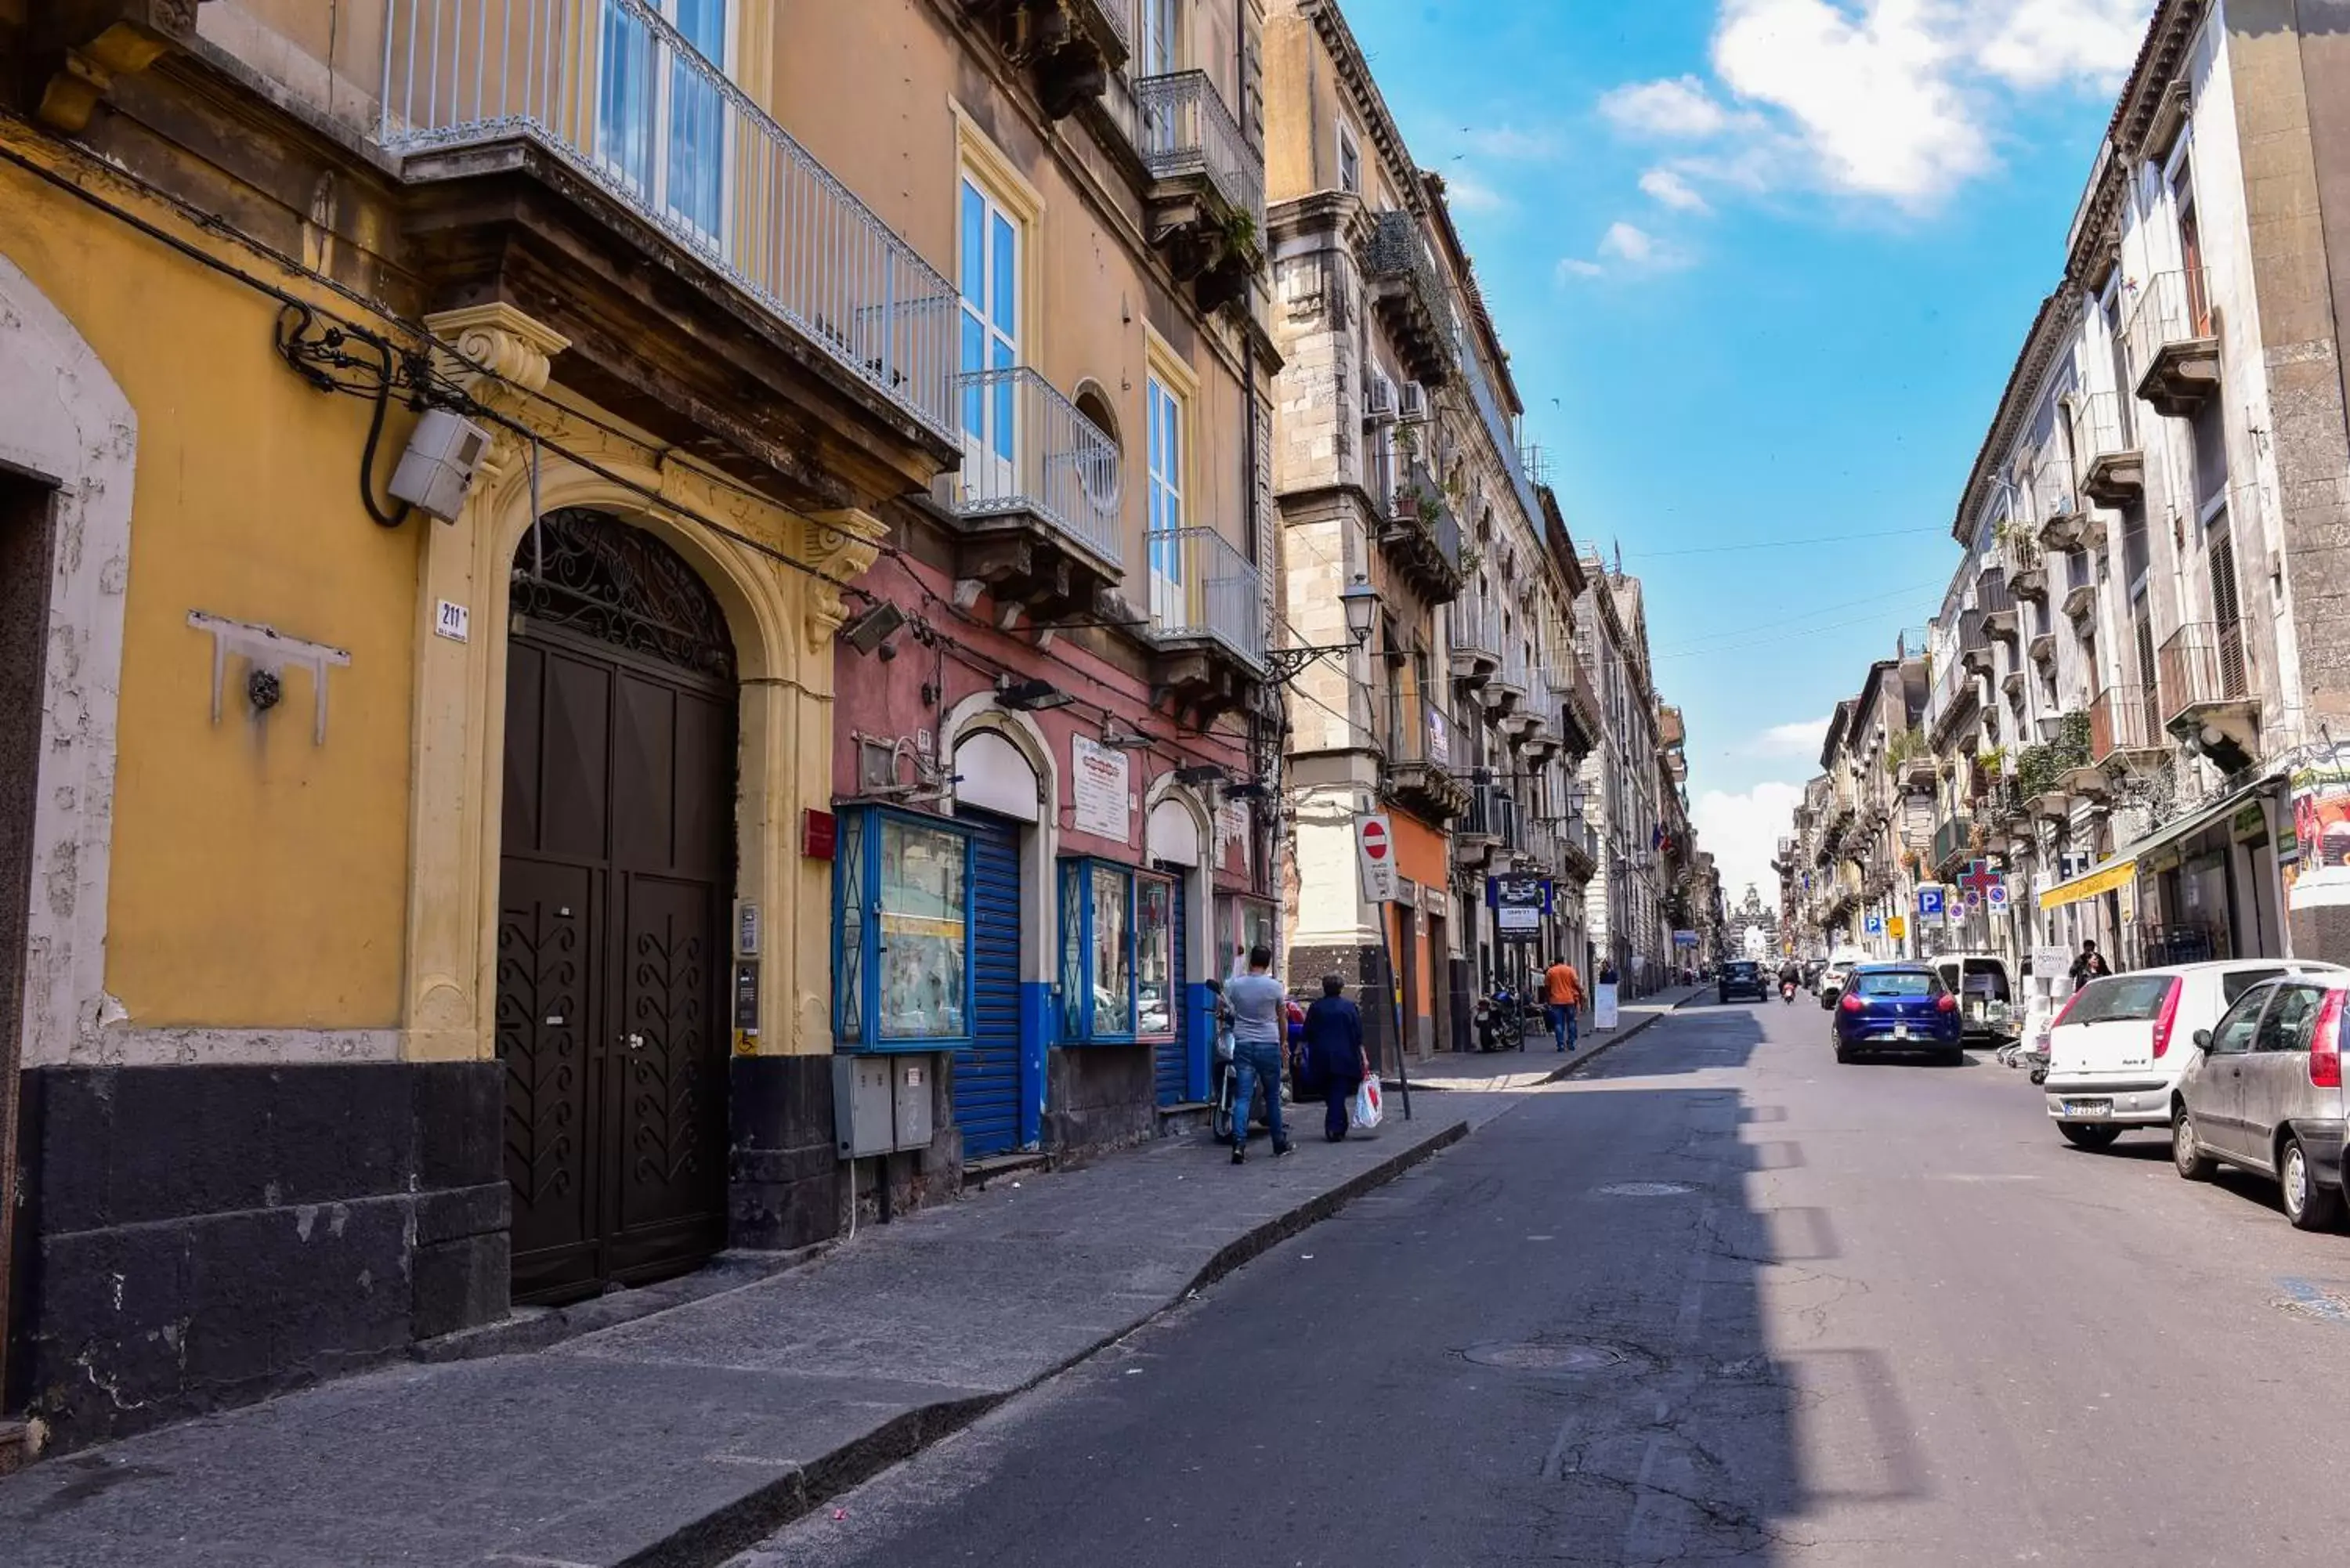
[379, 0, 956, 438]
[1133, 70, 1264, 227]
[2126, 268, 2216, 375]
[942, 367, 1123, 565]
[2157, 620, 2251, 723]
[2089, 686, 2160, 762]
[1148, 526, 1264, 670]
[2071, 389, 2138, 468]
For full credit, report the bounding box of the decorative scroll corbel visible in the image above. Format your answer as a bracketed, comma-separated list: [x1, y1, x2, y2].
[34, 1, 208, 132]
[801, 508, 888, 652]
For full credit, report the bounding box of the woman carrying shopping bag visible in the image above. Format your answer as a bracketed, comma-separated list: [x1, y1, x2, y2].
[1300, 974, 1370, 1143]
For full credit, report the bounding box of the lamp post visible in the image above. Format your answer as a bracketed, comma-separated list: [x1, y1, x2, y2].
[1264, 574, 1381, 685]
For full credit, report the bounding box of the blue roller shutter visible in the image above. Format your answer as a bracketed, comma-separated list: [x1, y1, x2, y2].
[957, 810, 1022, 1158]
[1155, 876, 1189, 1107]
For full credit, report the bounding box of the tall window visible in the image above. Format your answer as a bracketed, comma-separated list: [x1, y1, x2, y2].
[1140, 0, 1180, 74]
[2172, 154, 2210, 333]
[1147, 373, 1185, 627]
[598, 0, 728, 240]
[959, 177, 1021, 499]
[1338, 121, 1361, 195]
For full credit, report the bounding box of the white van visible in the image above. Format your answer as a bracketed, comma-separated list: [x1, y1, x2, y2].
[1928, 952, 2016, 1046]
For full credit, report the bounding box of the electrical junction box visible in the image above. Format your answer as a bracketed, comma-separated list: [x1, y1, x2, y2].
[833, 1057, 896, 1158]
[891, 1058, 934, 1151]
[389, 408, 491, 522]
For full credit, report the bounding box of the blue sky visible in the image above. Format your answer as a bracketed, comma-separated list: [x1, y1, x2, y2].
[1342, 0, 2154, 903]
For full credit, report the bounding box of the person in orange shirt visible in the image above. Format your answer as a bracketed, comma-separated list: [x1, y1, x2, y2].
[1542, 955, 1584, 1053]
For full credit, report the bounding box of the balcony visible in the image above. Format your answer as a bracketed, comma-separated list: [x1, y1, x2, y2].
[2089, 686, 2167, 772]
[2158, 621, 2259, 773]
[379, 0, 958, 493]
[1930, 814, 1975, 876]
[2128, 269, 2221, 417]
[1551, 653, 1603, 759]
[1133, 70, 1265, 312]
[1979, 569, 2017, 641]
[960, 0, 1130, 119]
[2032, 443, 2092, 553]
[1147, 526, 1264, 722]
[1452, 775, 1511, 871]
[1371, 447, 1463, 605]
[1379, 704, 1471, 824]
[1482, 630, 1532, 718]
[1364, 211, 1456, 387]
[2071, 391, 2143, 507]
[938, 367, 1123, 614]
[2005, 531, 2048, 602]
[1959, 608, 1995, 678]
[1555, 818, 1599, 883]
[1448, 596, 1501, 686]
[2060, 551, 2099, 623]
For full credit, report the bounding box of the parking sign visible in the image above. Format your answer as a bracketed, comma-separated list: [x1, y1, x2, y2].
[1917, 885, 1946, 924]
[1864, 912, 1885, 937]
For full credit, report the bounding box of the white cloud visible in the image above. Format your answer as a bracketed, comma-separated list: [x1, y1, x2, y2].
[1599, 75, 1737, 139]
[1462, 125, 1566, 161]
[1558, 222, 1695, 280]
[1597, 0, 2153, 208]
[1640, 168, 1712, 214]
[1744, 717, 1831, 759]
[1447, 177, 1510, 215]
[1694, 781, 1806, 912]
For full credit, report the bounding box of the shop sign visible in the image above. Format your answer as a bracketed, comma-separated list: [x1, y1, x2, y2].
[1216, 799, 1249, 867]
[1429, 707, 1452, 766]
[2288, 746, 2350, 910]
[1489, 874, 1550, 937]
[1072, 735, 1131, 843]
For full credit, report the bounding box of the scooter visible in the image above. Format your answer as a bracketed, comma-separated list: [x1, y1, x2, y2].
[1474, 985, 1528, 1052]
[1780, 978, 1799, 1004]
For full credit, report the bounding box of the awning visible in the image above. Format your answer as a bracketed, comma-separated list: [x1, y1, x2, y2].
[2037, 770, 2283, 912]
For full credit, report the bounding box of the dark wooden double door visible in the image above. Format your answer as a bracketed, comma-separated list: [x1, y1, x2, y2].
[497, 614, 736, 1304]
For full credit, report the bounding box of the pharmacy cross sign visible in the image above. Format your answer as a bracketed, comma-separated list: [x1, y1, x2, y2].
[1959, 858, 2002, 905]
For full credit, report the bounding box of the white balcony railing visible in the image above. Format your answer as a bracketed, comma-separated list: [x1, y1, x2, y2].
[941, 367, 1123, 567]
[1133, 70, 1265, 228]
[1449, 594, 1500, 660]
[1148, 527, 1265, 670]
[2126, 268, 2215, 372]
[379, 0, 956, 438]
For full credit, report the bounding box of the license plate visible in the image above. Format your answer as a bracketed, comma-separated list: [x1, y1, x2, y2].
[1893, 1024, 1908, 1041]
[2064, 1099, 2113, 1118]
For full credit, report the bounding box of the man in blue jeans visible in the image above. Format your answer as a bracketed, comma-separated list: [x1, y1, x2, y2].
[1543, 953, 1583, 1053]
[1222, 945, 1292, 1165]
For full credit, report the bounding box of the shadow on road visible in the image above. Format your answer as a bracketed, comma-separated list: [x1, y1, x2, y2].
[750, 1003, 1925, 1567]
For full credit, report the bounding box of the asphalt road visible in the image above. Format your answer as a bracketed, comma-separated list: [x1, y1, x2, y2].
[736, 996, 2350, 1566]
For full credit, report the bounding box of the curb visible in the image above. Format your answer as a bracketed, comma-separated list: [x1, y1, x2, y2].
[615, 1117, 1474, 1568]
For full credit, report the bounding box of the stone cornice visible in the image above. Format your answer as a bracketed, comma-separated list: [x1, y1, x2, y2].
[1296, 0, 1416, 207]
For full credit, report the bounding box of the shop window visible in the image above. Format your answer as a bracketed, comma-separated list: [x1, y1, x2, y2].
[834, 808, 972, 1050]
[1215, 894, 1276, 980]
[1059, 858, 1176, 1043]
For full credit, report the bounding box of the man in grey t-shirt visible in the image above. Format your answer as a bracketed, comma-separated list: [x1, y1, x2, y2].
[1223, 946, 1291, 1164]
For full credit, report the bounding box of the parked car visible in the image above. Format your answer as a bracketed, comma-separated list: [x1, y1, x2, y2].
[2173, 972, 2350, 1229]
[2044, 959, 2346, 1151]
[1817, 960, 1856, 1010]
[1927, 952, 2016, 1048]
[1718, 959, 1769, 1003]
[1832, 964, 1965, 1065]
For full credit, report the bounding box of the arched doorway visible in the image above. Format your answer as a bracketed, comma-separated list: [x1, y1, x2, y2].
[497, 508, 738, 1303]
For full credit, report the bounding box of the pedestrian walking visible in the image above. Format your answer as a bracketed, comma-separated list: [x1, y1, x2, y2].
[2070, 940, 2112, 985]
[1222, 945, 1292, 1165]
[1300, 974, 1368, 1142]
[1542, 953, 1583, 1053]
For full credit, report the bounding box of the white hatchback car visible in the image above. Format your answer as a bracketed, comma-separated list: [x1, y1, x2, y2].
[2044, 959, 2350, 1148]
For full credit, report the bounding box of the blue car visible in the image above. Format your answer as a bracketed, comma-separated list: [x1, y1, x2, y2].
[1833, 963, 1965, 1065]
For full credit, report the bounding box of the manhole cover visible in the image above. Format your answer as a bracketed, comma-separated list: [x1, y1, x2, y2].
[1598, 1180, 1695, 1197]
[1463, 1341, 1631, 1373]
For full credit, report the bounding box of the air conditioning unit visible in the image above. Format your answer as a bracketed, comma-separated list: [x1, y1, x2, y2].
[1365, 374, 1394, 421]
[1398, 381, 1428, 420]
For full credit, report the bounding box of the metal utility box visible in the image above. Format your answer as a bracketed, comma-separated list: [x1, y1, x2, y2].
[833, 1057, 896, 1158]
[891, 1057, 934, 1152]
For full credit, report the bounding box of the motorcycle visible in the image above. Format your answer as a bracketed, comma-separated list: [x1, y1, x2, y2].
[1780, 978, 1798, 1004]
[1475, 985, 1528, 1053]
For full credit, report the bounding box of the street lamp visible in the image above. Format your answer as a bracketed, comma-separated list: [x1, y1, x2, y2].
[1264, 573, 1382, 685]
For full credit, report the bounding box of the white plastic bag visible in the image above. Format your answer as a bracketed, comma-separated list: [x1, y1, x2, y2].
[1350, 1076, 1384, 1131]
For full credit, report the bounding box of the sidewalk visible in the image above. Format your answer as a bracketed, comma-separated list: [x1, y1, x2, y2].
[0, 1094, 1518, 1568]
[1396, 984, 1708, 1093]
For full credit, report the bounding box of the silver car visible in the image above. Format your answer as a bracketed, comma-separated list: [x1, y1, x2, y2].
[2173, 975, 2350, 1230]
